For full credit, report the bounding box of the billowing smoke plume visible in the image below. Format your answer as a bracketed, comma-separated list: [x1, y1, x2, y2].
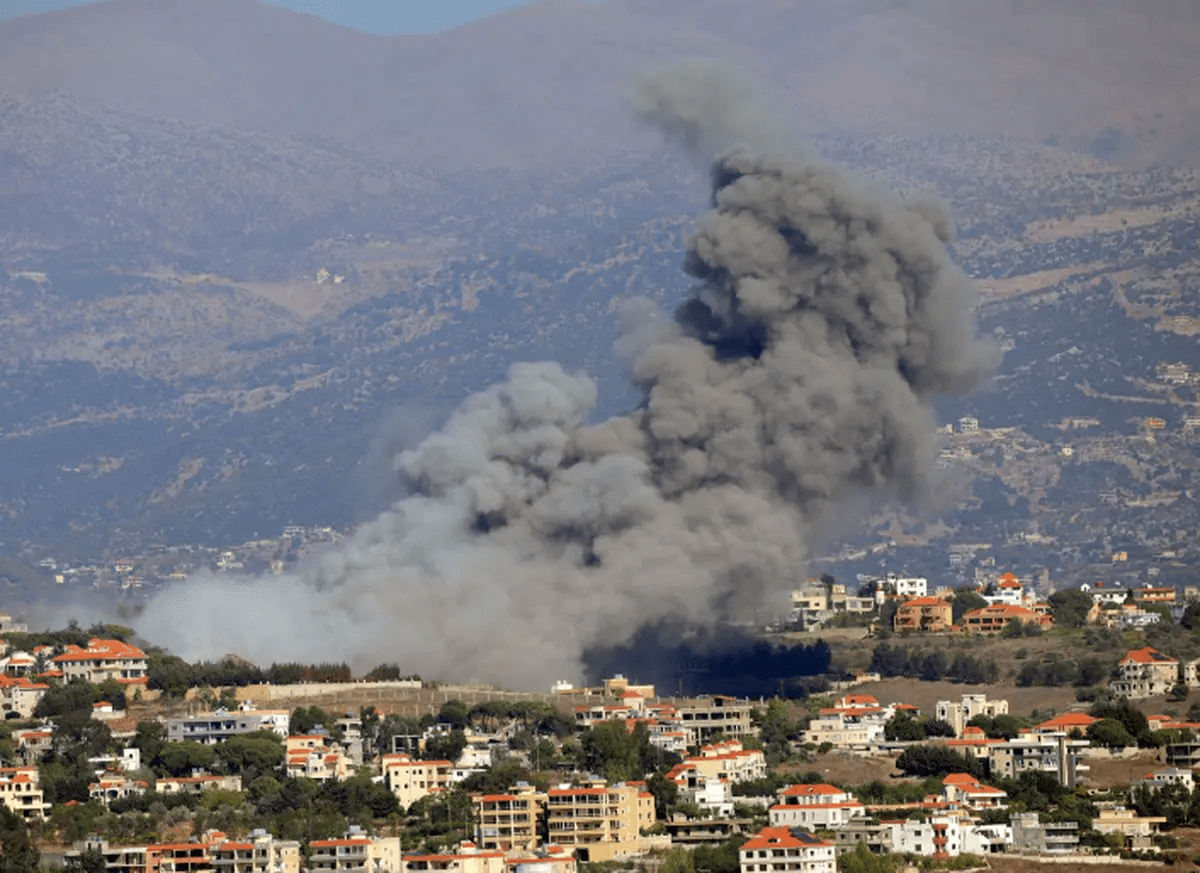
[137, 67, 997, 689]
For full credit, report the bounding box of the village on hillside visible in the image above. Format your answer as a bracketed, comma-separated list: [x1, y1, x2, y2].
[7, 586, 1200, 873]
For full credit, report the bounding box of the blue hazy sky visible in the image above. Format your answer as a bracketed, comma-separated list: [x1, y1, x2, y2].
[0, 1, 580, 34]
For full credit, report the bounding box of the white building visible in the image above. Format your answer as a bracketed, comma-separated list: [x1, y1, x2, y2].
[935, 694, 1009, 738]
[167, 707, 290, 744]
[769, 784, 866, 829]
[739, 828, 835, 873]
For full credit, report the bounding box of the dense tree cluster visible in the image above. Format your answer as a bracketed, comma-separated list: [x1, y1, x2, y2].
[869, 643, 998, 684]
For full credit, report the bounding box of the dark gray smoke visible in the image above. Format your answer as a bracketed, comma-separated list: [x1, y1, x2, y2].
[137, 67, 998, 689]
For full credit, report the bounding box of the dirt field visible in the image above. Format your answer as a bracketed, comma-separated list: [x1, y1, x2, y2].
[839, 677, 1084, 717]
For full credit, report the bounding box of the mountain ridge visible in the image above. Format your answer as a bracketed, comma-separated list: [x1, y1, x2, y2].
[1, 0, 1198, 168]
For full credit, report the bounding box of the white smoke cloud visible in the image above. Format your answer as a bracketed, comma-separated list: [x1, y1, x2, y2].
[136, 67, 999, 689]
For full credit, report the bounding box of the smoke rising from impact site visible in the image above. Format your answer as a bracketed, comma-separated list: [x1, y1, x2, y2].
[137, 67, 998, 688]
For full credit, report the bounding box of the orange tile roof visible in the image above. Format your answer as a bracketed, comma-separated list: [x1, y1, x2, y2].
[1036, 713, 1099, 730]
[779, 783, 844, 796]
[1121, 647, 1177, 665]
[741, 827, 832, 851]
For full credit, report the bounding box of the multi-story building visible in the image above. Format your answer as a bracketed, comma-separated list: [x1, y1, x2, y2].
[674, 696, 753, 741]
[89, 775, 149, 806]
[1009, 812, 1078, 854]
[503, 845, 576, 873]
[403, 844, 506, 873]
[887, 816, 1010, 857]
[382, 754, 454, 807]
[52, 638, 147, 685]
[769, 784, 865, 829]
[1111, 647, 1179, 699]
[940, 773, 1007, 810]
[892, 597, 952, 633]
[1093, 807, 1167, 851]
[211, 831, 302, 873]
[167, 708, 290, 744]
[285, 735, 350, 782]
[984, 573, 1024, 606]
[802, 695, 892, 749]
[545, 781, 655, 862]
[960, 604, 1052, 635]
[309, 832, 401, 873]
[738, 827, 835, 873]
[0, 766, 48, 821]
[472, 784, 547, 852]
[987, 735, 1088, 788]
[934, 694, 1008, 737]
[0, 675, 49, 719]
[683, 741, 766, 784]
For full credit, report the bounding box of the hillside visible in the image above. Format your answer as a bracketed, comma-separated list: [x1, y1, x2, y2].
[0, 0, 1198, 168]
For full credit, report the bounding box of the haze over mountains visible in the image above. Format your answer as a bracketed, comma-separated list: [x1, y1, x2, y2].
[1, 0, 1199, 578]
[2, 0, 1199, 169]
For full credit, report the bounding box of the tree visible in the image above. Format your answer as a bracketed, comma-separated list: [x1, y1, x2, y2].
[216, 733, 285, 781]
[951, 589, 988, 624]
[923, 718, 957, 738]
[884, 711, 925, 742]
[437, 700, 471, 730]
[423, 729, 467, 763]
[578, 720, 643, 782]
[1049, 589, 1094, 628]
[0, 806, 38, 873]
[65, 846, 107, 873]
[1086, 718, 1135, 749]
[895, 744, 981, 777]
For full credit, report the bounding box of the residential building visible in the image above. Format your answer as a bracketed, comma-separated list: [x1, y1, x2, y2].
[145, 837, 220, 873]
[403, 844, 506, 873]
[984, 572, 1025, 606]
[1093, 807, 1167, 851]
[285, 735, 350, 782]
[382, 754, 454, 807]
[52, 638, 147, 685]
[802, 696, 890, 749]
[683, 741, 766, 784]
[309, 832, 401, 873]
[503, 845, 577, 873]
[472, 784, 547, 852]
[12, 728, 53, 765]
[89, 775, 149, 806]
[739, 827, 835, 873]
[545, 781, 655, 861]
[64, 838, 148, 873]
[1009, 813, 1078, 854]
[1032, 713, 1098, 735]
[0, 675, 49, 719]
[987, 735, 1088, 788]
[769, 784, 865, 830]
[887, 815, 1010, 857]
[211, 830, 302, 873]
[0, 766, 48, 821]
[673, 696, 753, 741]
[892, 597, 952, 633]
[668, 765, 735, 817]
[935, 694, 1008, 737]
[167, 708, 290, 744]
[1131, 767, 1195, 794]
[1111, 647, 1179, 699]
[945, 726, 1004, 761]
[960, 604, 1052, 635]
[156, 774, 243, 796]
[940, 773, 1007, 810]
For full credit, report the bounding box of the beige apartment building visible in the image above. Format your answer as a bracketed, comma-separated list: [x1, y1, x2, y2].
[211, 832, 302, 873]
[382, 754, 454, 807]
[675, 696, 753, 741]
[309, 834, 402, 873]
[404, 846, 506, 873]
[472, 784, 547, 852]
[0, 766, 48, 821]
[545, 781, 655, 861]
